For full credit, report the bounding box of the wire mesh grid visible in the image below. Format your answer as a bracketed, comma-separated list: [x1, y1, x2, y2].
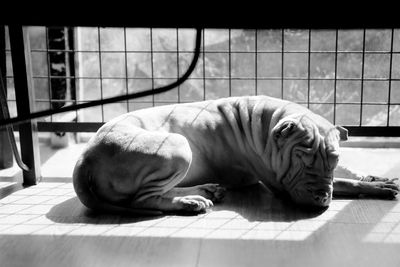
[4, 27, 400, 130]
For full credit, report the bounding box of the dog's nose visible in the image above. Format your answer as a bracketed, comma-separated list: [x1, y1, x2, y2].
[313, 190, 330, 206]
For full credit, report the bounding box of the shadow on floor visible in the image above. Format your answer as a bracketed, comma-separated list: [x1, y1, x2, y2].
[212, 183, 328, 222]
[45, 196, 164, 224]
[46, 183, 326, 225]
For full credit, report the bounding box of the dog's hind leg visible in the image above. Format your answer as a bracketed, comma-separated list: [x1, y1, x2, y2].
[76, 124, 217, 215]
[132, 193, 214, 214]
[124, 131, 215, 214]
[162, 184, 226, 203]
[130, 183, 226, 214]
[129, 183, 227, 214]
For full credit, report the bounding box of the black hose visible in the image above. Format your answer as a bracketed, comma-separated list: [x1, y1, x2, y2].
[0, 64, 30, 171]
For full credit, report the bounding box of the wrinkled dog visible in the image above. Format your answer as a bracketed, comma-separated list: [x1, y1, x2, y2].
[73, 96, 399, 214]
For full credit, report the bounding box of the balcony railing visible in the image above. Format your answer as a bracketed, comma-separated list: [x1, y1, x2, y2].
[1, 26, 400, 185]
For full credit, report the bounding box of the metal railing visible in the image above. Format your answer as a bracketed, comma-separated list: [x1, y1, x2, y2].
[2, 27, 400, 135]
[2, 27, 400, 136]
[1, 26, 400, 185]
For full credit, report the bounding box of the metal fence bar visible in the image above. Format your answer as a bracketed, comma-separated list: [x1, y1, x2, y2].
[28, 47, 400, 53]
[255, 29, 258, 95]
[3, 28, 400, 137]
[30, 99, 400, 106]
[21, 75, 400, 82]
[281, 29, 284, 98]
[97, 27, 105, 121]
[34, 122, 400, 137]
[202, 30, 206, 101]
[228, 29, 232, 96]
[150, 28, 155, 106]
[176, 28, 180, 103]
[333, 29, 338, 124]
[0, 26, 13, 169]
[387, 28, 394, 126]
[44, 27, 53, 122]
[37, 122, 102, 132]
[307, 30, 311, 109]
[9, 25, 41, 185]
[360, 29, 366, 126]
[345, 126, 400, 137]
[68, 27, 78, 124]
[123, 27, 129, 111]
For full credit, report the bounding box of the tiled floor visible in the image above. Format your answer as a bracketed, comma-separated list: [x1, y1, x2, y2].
[1, 141, 400, 267]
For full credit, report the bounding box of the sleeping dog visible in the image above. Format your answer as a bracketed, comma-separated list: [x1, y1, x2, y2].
[73, 96, 399, 214]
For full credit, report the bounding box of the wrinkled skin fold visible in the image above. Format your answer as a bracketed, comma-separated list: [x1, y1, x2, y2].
[269, 113, 340, 206]
[73, 96, 399, 214]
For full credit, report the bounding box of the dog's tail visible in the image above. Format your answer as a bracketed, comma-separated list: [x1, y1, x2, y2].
[72, 156, 163, 216]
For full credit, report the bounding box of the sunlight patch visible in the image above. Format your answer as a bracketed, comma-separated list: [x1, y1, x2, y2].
[363, 202, 400, 243]
[0, 183, 352, 240]
[0, 202, 352, 240]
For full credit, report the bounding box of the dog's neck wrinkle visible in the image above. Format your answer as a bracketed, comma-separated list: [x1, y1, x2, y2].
[216, 102, 253, 160]
[234, 98, 274, 159]
[228, 98, 288, 190]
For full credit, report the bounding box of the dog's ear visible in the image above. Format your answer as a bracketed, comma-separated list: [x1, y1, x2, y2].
[274, 121, 296, 139]
[336, 125, 348, 141]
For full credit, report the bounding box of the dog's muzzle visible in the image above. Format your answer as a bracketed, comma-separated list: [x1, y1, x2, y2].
[291, 180, 333, 207]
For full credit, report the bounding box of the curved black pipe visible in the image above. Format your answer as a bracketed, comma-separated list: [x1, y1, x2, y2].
[0, 64, 30, 171]
[0, 28, 203, 128]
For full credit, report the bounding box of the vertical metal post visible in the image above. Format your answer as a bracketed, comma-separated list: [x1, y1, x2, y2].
[333, 29, 339, 125]
[387, 28, 394, 126]
[0, 25, 13, 169]
[9, 25, 41, 186]
[307, 29, 311, 109]
[360, 29, 366, 126]
[176, 28, 180, 103]
[150, 28, 155, 106]
[228, 29, 232, 96]
[202, 30, 206, 100]
[45, 27, 53, 121]
[255, 29, 258, 96]
[281, 29, 284, 99]
[123, 27, 129, 111]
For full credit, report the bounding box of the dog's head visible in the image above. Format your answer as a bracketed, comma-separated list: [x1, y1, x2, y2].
[270, 112, 348, 208]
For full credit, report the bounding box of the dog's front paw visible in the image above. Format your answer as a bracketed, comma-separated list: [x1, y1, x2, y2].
[359, 180, 400, 199]
[173, 195, 214, 213]
[197, 184, 226, 203]
[361, 175, 399, 183]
